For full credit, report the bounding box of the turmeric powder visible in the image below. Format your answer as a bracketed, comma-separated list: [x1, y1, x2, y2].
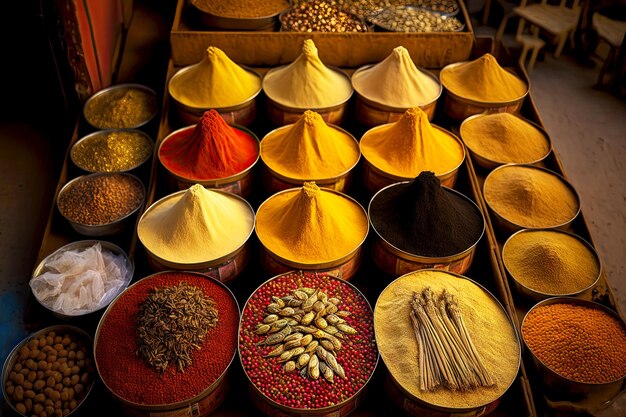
[352, 46, 441, 108]
[255, 182, 368, 264]
[484, 165, 579, 228]
[260, 110, 360, 180]
[262, 39, 353, 109]
[360, 107, 464, 178]
[503, 230, 600, 295]
[522, 302, 626, 384]
[168, 46, 262, 108]
[440, 54, 527, 102]
[460, 113, 550, 164]
[137, 184, 254, 264]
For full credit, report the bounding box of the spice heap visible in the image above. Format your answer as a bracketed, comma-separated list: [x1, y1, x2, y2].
[440, 54, 527, 102]
[361, 107, 464, 178]
[95, 272, 239, 405]
[263, 39, 353, 109]
[352, 46, 441, 108]
[72, 130, 153, 172]
[159, 110, 258, 180]
[260, 110, 359, 180]
[168, 46, 261, 109]
[191, 0, 289, 18]
[310, 0, 459, 17]
[523, 302, 626, 383]
[460, 113, 550, 164]
[256, 182, 368, 264]
[255, 286, 358, 383]
[282, 1, 367, 32]
[410, 288, 494, 392]
[369, 172, 483, 257]
[369, 7, 463, 32]
[84, 87, 156, 129]
[484, 165, 579, 228]
[137, 282, 218, 373]
[240, 271, 377, 409]
[58, 173, 144, 226]
[375, 270, 520, 409]
[4, 330, 94, 417]
[137, 184, 254, 264]
[30, 242, 132, 316]
[503, 230, 600, 295]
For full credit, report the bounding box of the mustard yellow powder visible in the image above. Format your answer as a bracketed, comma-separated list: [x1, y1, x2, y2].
[256, 182, 368, 264]
[360, 107, 464, 178]
[260, 110, 360, 180]
[484, 165, 579, 228]
[168, 46, 261, 108]
[137, 184, 254, 264]
[440, 54, 527, 103]
[460, 113, 550, 164]
[503, 230, 599, 295]
[352, 46, 441, 108]
[374, 270, 520, 409]
[262, 39, 353, 109]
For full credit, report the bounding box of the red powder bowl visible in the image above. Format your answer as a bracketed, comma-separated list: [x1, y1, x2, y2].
[94, 271, 239, 416]
[239, 271, 379, 415]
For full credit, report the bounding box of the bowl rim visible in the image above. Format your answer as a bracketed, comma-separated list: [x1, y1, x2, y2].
[83, 83, 158, 130]
[30, 240, 135, 317]
[190, 0, 289, 21]
[482, 163, 581, 230]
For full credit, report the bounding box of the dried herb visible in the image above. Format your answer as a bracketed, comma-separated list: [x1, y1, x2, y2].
[136, 282, 218, 373]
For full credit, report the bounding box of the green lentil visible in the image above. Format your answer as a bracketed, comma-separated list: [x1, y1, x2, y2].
[71, 131, 153, 172]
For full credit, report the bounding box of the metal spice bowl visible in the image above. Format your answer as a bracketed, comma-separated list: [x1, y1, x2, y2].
[502, 229, 601, 302]
[368, 182, 485, 276]
[31, 240, 134, 320]
[367, 6, 465, 33]
[190, 0, 288, 30]
[2, 325, 95, 417]
[83, 83, 158, 130]
[521, 297, 626, 406]
[352, 64, 442, 127]
[158, 125, 260, 198]
[167, 65, 263, 127]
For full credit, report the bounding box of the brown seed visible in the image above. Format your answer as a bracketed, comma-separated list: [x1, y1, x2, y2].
[263, 314, 279, 324]
[283, 361, 296, 373]
[315, 317, 328, 329]
[308, 354, 320, 379]
[264, 344, 285, 358]
[255, 324, 271, 335]
[337, 323, 357, 335]
[34, 393, 46, 403]
[15, 402, 27, 414]
[283, 332, 303, 343]
[25, 389, 36, 399]
[297, 353, 311, 368]
[301, 311, 315, 325]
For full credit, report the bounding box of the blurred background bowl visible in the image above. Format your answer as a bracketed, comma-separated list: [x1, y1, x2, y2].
[83, 84, 157, 130]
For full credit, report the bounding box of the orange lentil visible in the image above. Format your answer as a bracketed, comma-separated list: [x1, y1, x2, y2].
[522, 303, 626, 384]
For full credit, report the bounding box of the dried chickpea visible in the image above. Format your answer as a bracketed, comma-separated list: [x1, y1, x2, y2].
[54, 336, 62, 344]
[58, 350, 68, 358]
[68, 343, 77, 351]
[49, 390, 61, 401]
[15, 402, 27, 414]
[25, 359, 36, 370]
[53, 344, 63, 352]
[54, 409, 62, 417]
[60, 390, 68, 402]
[37, 352, 47, 361]
[69, 375, 79, 386]
[20, 368, 29, 376]
[33, 380, 45, 391]
[70, 366, 80, 375]
[51, 362, 60, 371]
[61, 337, 71, 347]
[29, 349, 40, 359]
[27, 371, 36, 382]
[46, 336, 54, 345]
[25, 398, 33, 412]
[6, 384, 15, 396]
[24, 390, 36, 399]
[69, 399, 77, 410]
[33, 403, 44, 415]
[75, 351, 84, 361]
[14, 363, 23, 372]
[44, 399, 54, 407]
[23, 381, 33, 391]
[46, 405, 55, 416]
[38, 361, 48, 370]
[14, 372, 25, 385]
[74, 384, 84, 396]
[28, 340, 38, 350]
[34, 393, 46, 403]
[14, 385, 24, 401]
[46, 376, 56, 387]
[62, 377, 70, 387]
[67, 360, 75, 368]
[80, 373, 89, 385]
[67, 351, 76, 360]
[44, 370, 53, 378]
[54, 383, 63, 392]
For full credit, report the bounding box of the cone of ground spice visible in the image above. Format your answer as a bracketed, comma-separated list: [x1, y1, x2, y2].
[369, 172, 484, 258]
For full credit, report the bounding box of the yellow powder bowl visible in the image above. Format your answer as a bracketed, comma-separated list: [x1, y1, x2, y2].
[361, 124, 465, 194]
[138, 189, 255, 283]
[483, 164, 581, 234]
[255, 188, 369, 281]
[459, 114, 552, 170]
[260, 124, 361, 194]
[83, 83, 158, 130]
[502, 229, 601, 301]
[352, 64, 442, 127]
[374, 269, 521, 415]
[440, 62, 529, 121]
[158, 125, 260, 198]
[168, 65, 263, 127]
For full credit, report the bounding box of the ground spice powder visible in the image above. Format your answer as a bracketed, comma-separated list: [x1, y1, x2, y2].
[159, 110, 258, 180]
[460, 113, 550, 164]
[522, 302, 626, 384]
[370, 172, 483, 257]
[256, 182, 368, 264]
[95, 272, 239, 405]
[375, 270, 520, 409]
[169, 46, 261, 108]
[352, 46, 440, 108]
[137, 184, 254, 264]
[260, 110, 360, 180]
[360, 107, 464, 178]
[72, 130, 153, 172]
[503, 230, 599, 295]
[84, 87, 156, 129]
[192, 0, 289, 18]
[263, 39, 353, 109]
[440, 53, 527, 102]
[484, 165, 579, 228]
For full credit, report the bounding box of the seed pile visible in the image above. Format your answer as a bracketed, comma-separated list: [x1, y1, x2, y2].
[410, 288, 494, 392]
[58, 173, 144, 226]
[137, 282, 218, 374]
[4, 330, 93, 417]
[282, 1, 367, 32]
[370, 7, 463, 32]
[84, 87, 156, 129]
[413, 0, 459, 14]
[240, 271, 377, 409]
[307, 0, 459, 17]
[71, 130, 153, 172]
